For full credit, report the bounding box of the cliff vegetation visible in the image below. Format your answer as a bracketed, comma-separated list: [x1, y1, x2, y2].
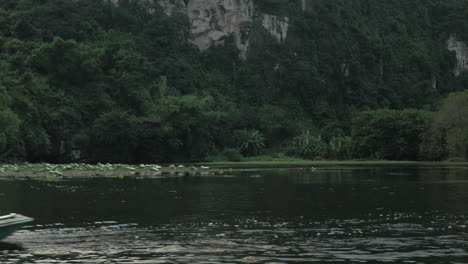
[0, 0, 467, 163]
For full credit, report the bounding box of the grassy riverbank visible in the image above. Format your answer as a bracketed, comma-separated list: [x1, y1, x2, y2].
[200, 156, 468, 167]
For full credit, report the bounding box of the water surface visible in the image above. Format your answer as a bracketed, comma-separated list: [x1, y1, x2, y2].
[1, 165, 468, 263]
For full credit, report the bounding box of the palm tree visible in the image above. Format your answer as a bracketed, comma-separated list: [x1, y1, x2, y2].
[236, 129, 265, 156]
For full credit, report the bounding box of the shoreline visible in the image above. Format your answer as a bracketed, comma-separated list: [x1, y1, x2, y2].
[200, 160, 468, 167]
[0, 160, 466, 179]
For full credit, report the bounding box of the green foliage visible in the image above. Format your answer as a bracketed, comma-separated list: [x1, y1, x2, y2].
[239, 154, 308, 162]
[235, 129, 266, 156]
[31, 37, 103, 85]
[352, 109, 431, 160]
[0, 108, 21, 156]
[287, 132, 352, 160]
[436, 91, 468, 160]
[91, 110, 141, 163]
[287, 131, 327, 159]
[328, 136, 353, 160]
[0, 0, 465, 163]
[221, 148, 243, 162]
[421, 91, 468, 161]
[155, 95, 225, 161]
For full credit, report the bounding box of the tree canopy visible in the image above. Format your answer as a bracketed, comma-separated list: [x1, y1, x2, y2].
[0, 0, 467, 162]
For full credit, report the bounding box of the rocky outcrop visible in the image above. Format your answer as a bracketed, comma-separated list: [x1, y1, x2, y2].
[447, 35, 468, 76]
[157, 0, 289, 58]
[79, 0, 290, 58]
[158, 0, 253, 51]
[261, 14, 289, 42]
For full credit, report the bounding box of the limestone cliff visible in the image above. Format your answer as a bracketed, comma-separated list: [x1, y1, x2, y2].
[157, 0, 289, 58]
[447, 35, 468, 76]
[261, 14, 289, 42]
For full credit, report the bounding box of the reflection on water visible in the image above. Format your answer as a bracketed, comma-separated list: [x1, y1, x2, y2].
[0, 165, 467, 263]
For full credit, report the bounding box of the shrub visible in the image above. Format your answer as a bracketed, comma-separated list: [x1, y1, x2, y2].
[221, 148, 242, 161]
[352, 109, 431, 160]
[328, 136, 352, 160]
[235, 129, 265, 156]
[423, 91, 468, 161]
[287, 130, 327, 159]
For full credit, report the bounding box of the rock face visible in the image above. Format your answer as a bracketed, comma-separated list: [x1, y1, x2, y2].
[261, 14, 289, 42]
[447, 35, 468, 76]
[157, 0, 289, 58]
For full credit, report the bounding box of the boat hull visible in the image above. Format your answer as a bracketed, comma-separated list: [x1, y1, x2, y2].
[0, 225, 21, 240]
[0, 214, 34, 240]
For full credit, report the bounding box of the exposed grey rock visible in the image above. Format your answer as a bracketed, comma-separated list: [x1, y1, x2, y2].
[157, 0, 289, 58]
[447, 35, 468, 76]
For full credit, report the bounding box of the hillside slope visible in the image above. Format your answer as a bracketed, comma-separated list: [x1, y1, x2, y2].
[0, 0, 466, 162]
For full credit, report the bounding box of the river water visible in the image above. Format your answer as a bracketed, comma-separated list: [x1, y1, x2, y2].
[0, 165, 467, 263]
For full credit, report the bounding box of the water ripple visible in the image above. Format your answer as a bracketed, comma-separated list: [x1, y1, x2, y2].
[1, 214, 467, 263]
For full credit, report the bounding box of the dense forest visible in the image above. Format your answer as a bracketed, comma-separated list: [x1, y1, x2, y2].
[0, 0, 467, 163]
